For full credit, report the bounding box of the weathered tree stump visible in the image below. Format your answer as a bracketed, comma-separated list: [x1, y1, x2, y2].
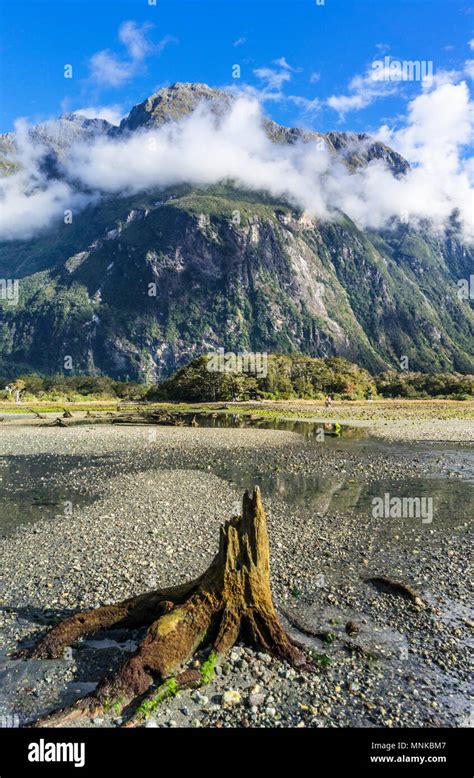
[24, 488, 310, 727]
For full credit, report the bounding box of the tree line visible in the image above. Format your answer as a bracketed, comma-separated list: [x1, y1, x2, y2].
[1, 355, 472, 403]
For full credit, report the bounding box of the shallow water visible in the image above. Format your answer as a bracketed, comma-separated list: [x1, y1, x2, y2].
[0, 454, 95, 535]
[0, 414, 473, 534]
[216, 464, 473, 530]
[193, 413, 474, 530]
[0, 416, 472, 726]
[187, 412, 367, 440]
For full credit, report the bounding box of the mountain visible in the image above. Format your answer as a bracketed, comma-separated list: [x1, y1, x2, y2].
[0, 113, 114, 176]
[117, 82, 409, 175]
[0, 82, 409, 176]
[0, 83, 472, 381]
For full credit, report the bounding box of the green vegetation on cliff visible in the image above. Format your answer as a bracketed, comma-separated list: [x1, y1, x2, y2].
[1, 182, 473, 382]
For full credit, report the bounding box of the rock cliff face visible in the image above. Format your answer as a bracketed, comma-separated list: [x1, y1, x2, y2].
[0, 85, 472, 380]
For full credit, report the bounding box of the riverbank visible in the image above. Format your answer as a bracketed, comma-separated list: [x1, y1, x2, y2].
[1, 399, 473, 442]
[233, 399, 474, 443]
[0, 423, 471, 728]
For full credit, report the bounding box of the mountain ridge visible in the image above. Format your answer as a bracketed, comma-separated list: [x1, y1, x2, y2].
[0, 83, 472, 381]
[0, 82, 410, 178]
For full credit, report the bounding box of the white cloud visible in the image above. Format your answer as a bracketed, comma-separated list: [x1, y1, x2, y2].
[2, 78, 473, 243]
[310, 72, 321, 83]
[327, 62, 400, 117]
[155, 35, 178, 54]
[68, 85, 474, 241]
[64, 98, 329, 220]
[376, 81, 473, 173]
[418, 59, 474, 91]
[88, 21, 174, 88]
[469, 39, 474, 50]
[464, 60, 474, 80]
[0, 121, 92, 240]
[233, 37, 247, 47]
[273, 57, 299, 72]
[74, 105, 124, 126]
[327, 92, 371, 115]
[89, 50, 134, 88]
[371, 80, 474, 235]
[118, 21, 154, 61]
[253, 66, 292, 92]
[287, 95, 321, 115]
[243, 58, 301, 103]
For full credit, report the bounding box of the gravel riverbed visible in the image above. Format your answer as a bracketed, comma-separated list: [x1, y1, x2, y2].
[0, 423, 472, 728]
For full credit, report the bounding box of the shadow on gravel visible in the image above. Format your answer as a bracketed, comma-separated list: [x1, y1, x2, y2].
[1, 616, 146, 725]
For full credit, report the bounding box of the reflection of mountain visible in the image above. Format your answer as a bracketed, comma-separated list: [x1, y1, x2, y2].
[1, 83, 473, 379]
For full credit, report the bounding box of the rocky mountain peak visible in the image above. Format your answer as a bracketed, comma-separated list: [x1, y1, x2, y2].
[0, 82, 409, 178]
[118, 82, 234, 133]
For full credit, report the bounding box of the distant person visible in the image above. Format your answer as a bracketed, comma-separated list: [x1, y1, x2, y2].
[325, 395, 332, 409]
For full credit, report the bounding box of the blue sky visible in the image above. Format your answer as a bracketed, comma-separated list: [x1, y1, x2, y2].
[1, 0, 473, 134]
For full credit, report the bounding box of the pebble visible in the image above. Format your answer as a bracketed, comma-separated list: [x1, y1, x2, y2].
[221, 690, 241, 707]
[0, 422, 470, 731]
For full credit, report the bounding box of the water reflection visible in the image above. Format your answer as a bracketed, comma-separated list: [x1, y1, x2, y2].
[212, 455, 474, 528]
[189, 412, 474, 526]
[0, 455, 95, 535]
[183, 412, 366, 441]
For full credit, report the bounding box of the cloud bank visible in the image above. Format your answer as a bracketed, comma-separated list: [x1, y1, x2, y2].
[74, 105, 124, 126]
[0, 77, 473, 243]
[0, 121, 91, 241]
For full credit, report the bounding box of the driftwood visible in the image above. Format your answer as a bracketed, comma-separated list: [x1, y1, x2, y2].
[27, 408, 46, 419]
[22, 488, 311, 727]
[113, 410, 187, 426]
[41, 418, 68, 428]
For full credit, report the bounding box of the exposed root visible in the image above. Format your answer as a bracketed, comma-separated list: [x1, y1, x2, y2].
[24, 488, 311, 727]
[364, 575, 424, 608]
[22, 582, 198, 660]
[122, 669, 201, 728]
